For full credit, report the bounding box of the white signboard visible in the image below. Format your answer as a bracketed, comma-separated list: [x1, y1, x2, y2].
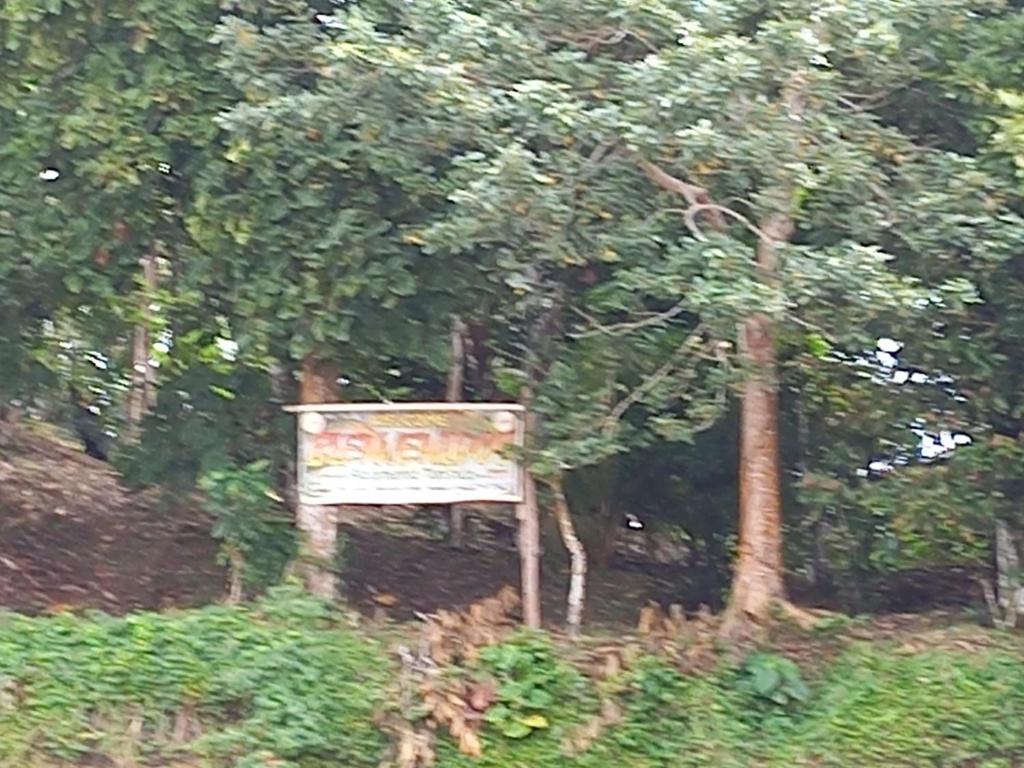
[285, 403, 526, 506]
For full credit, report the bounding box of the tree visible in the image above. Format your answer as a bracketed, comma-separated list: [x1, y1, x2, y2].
[0, 0, 230, 430]
[7, 0, 1023, 632]
[198, 0, 1024, 630]
[391, 0, 1022, 633]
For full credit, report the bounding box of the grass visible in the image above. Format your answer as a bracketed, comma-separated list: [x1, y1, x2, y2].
[0, 591, 1021, 767]
[435, 631, 1024, 768]
[0, 587, 390, 768]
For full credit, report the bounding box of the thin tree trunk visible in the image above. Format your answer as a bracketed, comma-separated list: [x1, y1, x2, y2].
[515, 276, 564, 630]
[445, 316, 467, 402]
[445, 316, 468, 549]
[551, 474, 587, 637]
[722, 213, 803, 637]
[296, 354, 340, 600]
[226, 544, 244, 604]
[126, 251, 158, 436]
[270, 362, 299, 512]
[466, 321, 494, 399]
[517, 472, 542, 629]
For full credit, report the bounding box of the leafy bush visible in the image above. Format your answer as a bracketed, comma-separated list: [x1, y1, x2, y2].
[480, 632, 590, 739]
[0, 588, 389, 768]
[446, 637, 1024, 768]
[598, 643, 1024, 768]
[784, 645, 1024, 766]
[734, 652, 811, 709]
[1, 601, 1022, 768]
[200, 459, 297, 596]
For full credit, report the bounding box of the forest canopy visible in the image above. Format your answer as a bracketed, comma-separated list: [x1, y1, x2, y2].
[2, 0, 1024, 634]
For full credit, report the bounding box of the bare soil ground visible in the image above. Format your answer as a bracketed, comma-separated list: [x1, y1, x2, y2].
[0, 424, 223, 614]
[343, 526, 703, 627]
[0, 422, 988, 633]
[0, 424, 687, 625]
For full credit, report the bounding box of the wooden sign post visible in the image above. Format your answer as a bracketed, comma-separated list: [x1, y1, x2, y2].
[284, 403, 540, 628]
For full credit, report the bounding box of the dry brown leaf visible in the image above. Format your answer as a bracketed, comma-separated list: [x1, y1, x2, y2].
[397, 729, 419, 768]
[637, 603, 661, 635]
[600, 697, 623, 725]
[496, 585, 520, 612]
[468, 678, 497, 712]
[602, 652, 621, 680]
[434, 700, 456, 724]
[437, 610, 461, 629]
[458, 730, 482, 757]
[418, 736, 436, 767]
[668, 604, 687, 632]
[448, 715, 467, 739]
[621, 643, 641, 667]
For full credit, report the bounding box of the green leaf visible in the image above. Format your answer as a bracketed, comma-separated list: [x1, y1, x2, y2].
[520, 714, 548, 729]
[526, 688, 554, 709]
[63, 274, 84, 294]
[806, 333, 831, 359]
[501, 721, 532, 739]
[209, 385, 237, 400]
[752, 666, 781, 696]
[484, 704, 511, 724]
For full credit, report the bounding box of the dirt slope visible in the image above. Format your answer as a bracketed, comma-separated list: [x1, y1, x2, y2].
[0, 424, 223, 613]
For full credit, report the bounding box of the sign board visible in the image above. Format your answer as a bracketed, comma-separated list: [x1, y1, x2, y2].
[284, 403, 526, 506]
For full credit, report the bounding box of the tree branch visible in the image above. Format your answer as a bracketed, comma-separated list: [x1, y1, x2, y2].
[634, 155, 709, 207]
[660, 205, 767, 242]
[601, 324, 705, 435]
[569, 300, 688, 338]
[627, 150, 729, 235]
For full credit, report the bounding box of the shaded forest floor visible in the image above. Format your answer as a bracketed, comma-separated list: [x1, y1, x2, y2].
[0, 423, 707, 625]
[0, 422, 986, 631]
[0, 424, 222, 614]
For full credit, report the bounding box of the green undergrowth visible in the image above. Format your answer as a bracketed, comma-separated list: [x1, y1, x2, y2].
[0, 595, 1022, 768]
[0, 587, 390, 768]
[437, 632, 1024, 768]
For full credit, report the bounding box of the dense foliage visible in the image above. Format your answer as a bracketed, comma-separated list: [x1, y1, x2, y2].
[0, 600, 1021, 767]
[0, 589, 389, 767]
[3, 0, 1024, 617]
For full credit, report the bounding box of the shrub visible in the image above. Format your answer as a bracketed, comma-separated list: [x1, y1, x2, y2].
[480, 632, 591, 739]
[0, 588, 389, 768]
[199, 459, 297, 598]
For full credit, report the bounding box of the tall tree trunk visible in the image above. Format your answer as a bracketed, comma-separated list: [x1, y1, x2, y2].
[515, 282, 563, 631]
[296, 354, 340, 600]
[551, 474, 587, 637]
[981, 518, 1023, 629]
[721, 73, 812, 638]
[445, 316, 467, 402]
[445, 317, 468, 549]
[125, 251, 158, 437]
[722, 213, 800, 637]
[517, 472, 542, 629]
[270, 362, 299, 512]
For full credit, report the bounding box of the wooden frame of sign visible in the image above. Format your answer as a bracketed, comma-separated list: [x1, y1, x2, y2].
[283, 402, 541, 628]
